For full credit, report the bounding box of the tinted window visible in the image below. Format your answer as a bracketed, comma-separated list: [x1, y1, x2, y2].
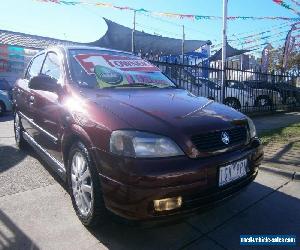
[27, 53, 45, 79]
[41, 52, 61, 80]
[69, 49, 175, 89]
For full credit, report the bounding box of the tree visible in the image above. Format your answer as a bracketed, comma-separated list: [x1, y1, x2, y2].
[268, 46, 300, 75]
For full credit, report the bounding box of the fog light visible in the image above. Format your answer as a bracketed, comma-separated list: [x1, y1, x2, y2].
[153, 196, 182, 212]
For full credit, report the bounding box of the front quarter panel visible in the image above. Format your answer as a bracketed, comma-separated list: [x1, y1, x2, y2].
[61, 90, 132, 155]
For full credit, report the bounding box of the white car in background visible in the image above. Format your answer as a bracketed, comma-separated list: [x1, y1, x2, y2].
[242, 80, 283, 107]
[172, 68, 256, 109]
[194, 78, 255, 110]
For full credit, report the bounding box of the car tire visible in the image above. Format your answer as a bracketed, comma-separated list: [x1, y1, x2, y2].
[14, 112, 27, 149]
[255, 96, 272, 107]
[0, 101, 5, 116]
[224, 98, 241, 110]
[67, 141, 107, 228]
[285, 96, 297, 106]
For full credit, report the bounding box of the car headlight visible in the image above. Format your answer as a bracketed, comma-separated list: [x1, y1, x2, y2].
[247, 117, 257, 138]
[110, 130, 184, 158]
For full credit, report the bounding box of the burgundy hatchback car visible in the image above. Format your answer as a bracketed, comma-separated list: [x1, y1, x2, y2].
[13, 46, 263, 227]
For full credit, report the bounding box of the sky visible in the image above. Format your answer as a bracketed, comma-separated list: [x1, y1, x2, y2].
[0, 0, 299, 53]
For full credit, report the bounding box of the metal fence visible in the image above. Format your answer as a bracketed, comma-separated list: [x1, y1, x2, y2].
[148, 59, 300, 114]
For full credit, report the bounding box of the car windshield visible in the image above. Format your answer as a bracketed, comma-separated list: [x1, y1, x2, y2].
[199, 79, 221, 90]
[69, 49, 176, 89]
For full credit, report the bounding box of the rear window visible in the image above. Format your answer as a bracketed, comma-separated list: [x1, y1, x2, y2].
[68, 49, 175, 89]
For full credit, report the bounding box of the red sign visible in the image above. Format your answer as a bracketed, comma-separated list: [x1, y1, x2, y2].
[74, 54, 159, 74]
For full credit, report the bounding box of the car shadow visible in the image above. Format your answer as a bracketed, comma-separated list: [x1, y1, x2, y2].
[25, 146, 68, 191]
[1, 179, 299, 250]
[0, 146, 27, 173]
[0, 114, 13, 122]
[0, 143, 67, 192]
[1, 146, 299, 250]
[84, 178, 300, 250]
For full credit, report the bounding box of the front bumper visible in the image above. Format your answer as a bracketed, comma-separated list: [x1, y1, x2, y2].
[94, 139, 263, 220]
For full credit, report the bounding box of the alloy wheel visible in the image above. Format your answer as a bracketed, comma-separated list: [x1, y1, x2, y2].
[14, 113, 21, 143]
[225, 99, 239, 109]
[286, 97, 296, 105]
[71, 151, 93, 216]
[258, 98, 267, 106]
[256, 97, 271, 107]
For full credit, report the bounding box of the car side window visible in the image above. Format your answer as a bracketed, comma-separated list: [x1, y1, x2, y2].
[26, 53, 45, 80]
[41, 52, 61, 81]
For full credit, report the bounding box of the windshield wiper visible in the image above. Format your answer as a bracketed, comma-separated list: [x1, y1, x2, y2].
[106, 83, 160, 89]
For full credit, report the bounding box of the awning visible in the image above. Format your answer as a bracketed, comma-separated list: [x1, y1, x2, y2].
[89, 18, 211, 55]
[209, 42, 250, 61]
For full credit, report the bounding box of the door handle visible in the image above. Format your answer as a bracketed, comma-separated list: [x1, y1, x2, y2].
[29, 96, 35, 104]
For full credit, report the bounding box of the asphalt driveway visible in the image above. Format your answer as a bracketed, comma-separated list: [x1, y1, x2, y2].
[0, 114, 299, 250]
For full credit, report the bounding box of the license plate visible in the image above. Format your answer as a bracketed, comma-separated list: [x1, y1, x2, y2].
[219, 159, 248, 187]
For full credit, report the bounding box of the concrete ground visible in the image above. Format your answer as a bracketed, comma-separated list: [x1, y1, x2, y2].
[252, 111, 300, 134]
[0, 113, 300, 250]
[252, 111, 300, 175]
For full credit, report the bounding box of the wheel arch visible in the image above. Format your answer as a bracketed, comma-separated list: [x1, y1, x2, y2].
[255, 95, 272, 106]
[224, 96, 241, 108]
[61, 124, 94, 169]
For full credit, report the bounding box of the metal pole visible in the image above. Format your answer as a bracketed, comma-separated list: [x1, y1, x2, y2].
[221, 0, 228, 103]
[182, 25, 185, 64]
[132, 10, 136, 54]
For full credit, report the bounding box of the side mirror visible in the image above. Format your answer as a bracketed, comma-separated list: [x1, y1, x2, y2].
[29, 75, 60, 93]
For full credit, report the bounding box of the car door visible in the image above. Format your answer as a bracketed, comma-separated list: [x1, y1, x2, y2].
[29, 51, 64, 165]
[15, 53, 45, 138]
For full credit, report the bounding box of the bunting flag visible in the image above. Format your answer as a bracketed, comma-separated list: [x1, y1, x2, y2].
[35, 0, 300, 21]
[272, 0, 300, 16]
[244, 38, 285, 50]
[283, 25, 295, 69]
[211, 23, 300, 48]
[290, 0, 300, 7]
[237, 22, 295, 40]
[211, 36, 286, 53]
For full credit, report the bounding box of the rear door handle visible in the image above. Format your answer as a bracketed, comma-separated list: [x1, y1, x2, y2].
[29, 96, 35, 104]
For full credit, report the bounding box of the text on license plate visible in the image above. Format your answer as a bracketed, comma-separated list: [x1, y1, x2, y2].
[219, 159, 248, 187]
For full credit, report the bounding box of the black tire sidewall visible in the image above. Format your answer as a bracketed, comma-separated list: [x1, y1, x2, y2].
[67, 141, 105, 227]
[14, 112, 26, 148]
[256, 96, 271, 107]
[225, 98, 240, 109]
[0, 102, 5, 116]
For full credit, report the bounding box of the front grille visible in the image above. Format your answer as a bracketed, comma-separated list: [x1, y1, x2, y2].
[191, 126, 248, 152]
